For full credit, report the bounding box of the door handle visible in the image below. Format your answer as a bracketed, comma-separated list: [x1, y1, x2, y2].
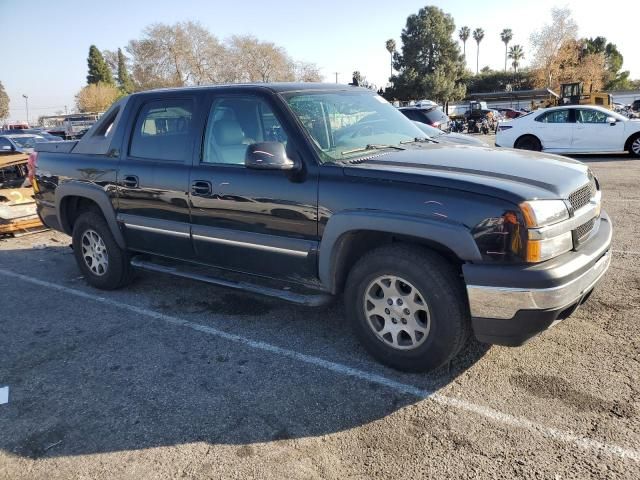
[122, 175, 139, 188]
[191, 180, 212, 196]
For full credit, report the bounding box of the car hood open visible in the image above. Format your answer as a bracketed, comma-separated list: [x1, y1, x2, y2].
[341, 144, 591, 204]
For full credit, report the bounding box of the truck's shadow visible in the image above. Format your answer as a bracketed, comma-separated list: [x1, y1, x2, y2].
[0, 245, 490, 459]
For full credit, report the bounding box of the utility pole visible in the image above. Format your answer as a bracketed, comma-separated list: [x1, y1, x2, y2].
[64, 105, 68, 115]
[333, 72, 339, 84]
[22, 94, 29, 125]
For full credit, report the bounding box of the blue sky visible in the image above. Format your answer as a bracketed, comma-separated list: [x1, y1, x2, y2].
[2, 0, 639, 122]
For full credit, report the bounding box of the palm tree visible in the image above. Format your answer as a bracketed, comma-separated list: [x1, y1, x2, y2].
[385, 39, 396, 78]
[472, 28, 484, 74]
[508, 44, 525, 73]
[500, 29, 513, 71]
[458, 26, 470, 57]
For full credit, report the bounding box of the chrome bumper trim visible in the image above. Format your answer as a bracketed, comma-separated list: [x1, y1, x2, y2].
[467, 249, 611, 320]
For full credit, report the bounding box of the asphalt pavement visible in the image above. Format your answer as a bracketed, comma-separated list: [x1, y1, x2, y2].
[0, 152, 639, 479]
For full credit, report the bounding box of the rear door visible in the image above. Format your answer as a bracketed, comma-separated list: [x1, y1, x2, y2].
[532, 109, 574, 151]
[116, 94, 202, 259]
[188, 92, 319, 280]
[573, 108, 625, 152]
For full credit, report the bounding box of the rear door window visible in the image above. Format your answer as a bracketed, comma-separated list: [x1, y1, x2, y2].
[535, 109, 571, 123]
[129, 99, 194, 161]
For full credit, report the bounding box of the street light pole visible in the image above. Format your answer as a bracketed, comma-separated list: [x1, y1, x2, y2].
[22, 94, 29, 125]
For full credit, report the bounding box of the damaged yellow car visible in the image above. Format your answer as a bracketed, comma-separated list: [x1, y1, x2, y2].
[0, 153, 44, 235]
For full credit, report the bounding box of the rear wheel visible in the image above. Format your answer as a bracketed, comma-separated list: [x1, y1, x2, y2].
[344, 245, 470, 372]
[72, 211, 132, 290]
[515, 135, 542, 151]
[628, 134, 640, 157]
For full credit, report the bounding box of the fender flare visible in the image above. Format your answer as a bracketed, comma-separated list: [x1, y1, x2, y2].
[318, 210, 483, 293]
[55, 181, 126, 249]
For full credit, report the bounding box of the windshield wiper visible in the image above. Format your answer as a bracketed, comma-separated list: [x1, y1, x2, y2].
[341, 144, 406, 155]
[400, 137, 439, 145]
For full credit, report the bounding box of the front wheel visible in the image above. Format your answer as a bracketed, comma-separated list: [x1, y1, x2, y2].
[345, 245, 470, 372]
[628, 134, 640, 158]
[72, 211, 132, 290]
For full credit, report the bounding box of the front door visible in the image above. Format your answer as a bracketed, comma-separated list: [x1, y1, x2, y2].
[189, 93, 319, 280]
[116, 94, 201, 259]
[573, 108, 625, 152]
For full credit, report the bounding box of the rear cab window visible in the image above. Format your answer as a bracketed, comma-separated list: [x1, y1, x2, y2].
[129, 99, 194, 161]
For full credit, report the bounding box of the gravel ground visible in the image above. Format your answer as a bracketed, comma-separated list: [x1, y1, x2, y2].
[0, 153, 639, 479]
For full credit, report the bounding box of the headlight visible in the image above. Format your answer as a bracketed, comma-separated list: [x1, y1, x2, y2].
[520, 200, 569, 227]
[525, 231, 573, 262]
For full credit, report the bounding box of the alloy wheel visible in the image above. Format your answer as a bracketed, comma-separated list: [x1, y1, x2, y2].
[363, 275, 431, 351]
[81, 229, 109, 276]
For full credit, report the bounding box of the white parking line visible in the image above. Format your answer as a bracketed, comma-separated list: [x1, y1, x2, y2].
[0, 386, 8, 405]
[1, 267, 639, 463]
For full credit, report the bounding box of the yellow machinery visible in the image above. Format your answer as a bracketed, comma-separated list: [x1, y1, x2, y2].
[532, 82, 612, 110]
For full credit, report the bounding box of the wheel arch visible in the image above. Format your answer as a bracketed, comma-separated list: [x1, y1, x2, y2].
[514, 133, 542, 150]
[318, 211, 482, 294]
[55, 182, 126, 249]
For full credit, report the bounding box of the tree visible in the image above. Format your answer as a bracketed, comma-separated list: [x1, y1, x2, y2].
[225, 35, 295, 83]
[75, 82, 120, 112]
[530, 8, 578, 87]
[117, 48, 135, 94]
[387, 6, 466, 103]
[508, 45, 525, 73]
[465, 68, 535, 93]
[385, 39, 396, 77]
[472, 28, 484, 74]
[583, 37, 627, 90]
[458, 26, 470, 57]
[86, 45, 114, 85]
[0, 81, 8, 121]
[293, 61, 323, 82]
[500, 29, 513, 71]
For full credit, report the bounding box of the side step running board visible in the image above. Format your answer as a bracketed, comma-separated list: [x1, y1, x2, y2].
[130, 256, 332, 307]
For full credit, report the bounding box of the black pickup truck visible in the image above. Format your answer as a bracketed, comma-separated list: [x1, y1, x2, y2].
[32, 83, 612, 372]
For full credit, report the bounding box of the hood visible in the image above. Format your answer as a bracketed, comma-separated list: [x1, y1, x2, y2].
[342, 144, 591, 204]
[438, 132, 489, 147]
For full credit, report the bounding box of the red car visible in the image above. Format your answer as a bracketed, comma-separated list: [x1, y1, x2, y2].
[496, 107, 525, 119]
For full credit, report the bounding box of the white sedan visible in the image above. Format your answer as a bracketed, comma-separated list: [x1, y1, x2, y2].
[496, 105, 640, 157]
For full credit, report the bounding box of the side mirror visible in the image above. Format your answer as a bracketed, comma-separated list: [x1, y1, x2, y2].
[606, 116, 617, 125]
[245, 142, 297, 171]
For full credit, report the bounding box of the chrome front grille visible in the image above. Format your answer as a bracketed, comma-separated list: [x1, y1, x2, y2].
[568, 179, 599, 248]
[575, 218, 595, 242]
[568, 181, 597, 212]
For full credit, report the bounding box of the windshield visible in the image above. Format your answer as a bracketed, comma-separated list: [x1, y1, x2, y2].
[284, 91, 425, 161]
[413, 121, 444, 137]
[10, 136, 41, 148]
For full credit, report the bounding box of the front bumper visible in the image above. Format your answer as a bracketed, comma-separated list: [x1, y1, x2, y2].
[464, 210, 612, 346]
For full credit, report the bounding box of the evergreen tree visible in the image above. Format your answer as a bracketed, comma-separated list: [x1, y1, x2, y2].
[0, 81, 9, 121]
[388, 6, 466, 102]
[117, 48, 135, 93]
[87, 45, 113, 85]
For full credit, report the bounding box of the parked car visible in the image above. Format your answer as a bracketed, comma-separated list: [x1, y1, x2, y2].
[398, 106, 450, 131]
[496, 107, 523, 119]
[0, 134, 47, 154]
[412, 121, 490, 146]
[496, 105, 640, 156]
[33, 83, 611, 372]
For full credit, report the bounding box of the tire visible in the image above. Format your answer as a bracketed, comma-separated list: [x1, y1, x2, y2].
[71, 211, 132, 290]
[627, 133, 640, 158]
[514, 135, 542, 151]
[344, 245, 470, 372]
